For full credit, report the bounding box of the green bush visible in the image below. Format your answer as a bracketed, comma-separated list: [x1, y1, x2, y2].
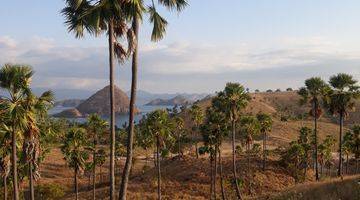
[35, 183, 65, 200]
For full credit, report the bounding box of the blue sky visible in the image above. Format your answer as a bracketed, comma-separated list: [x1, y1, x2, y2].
[1, 0, 360, 94]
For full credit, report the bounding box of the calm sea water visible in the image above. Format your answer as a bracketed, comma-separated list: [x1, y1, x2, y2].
[49, 105, 173, 127]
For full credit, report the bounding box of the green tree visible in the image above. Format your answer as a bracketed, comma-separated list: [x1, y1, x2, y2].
[87, 114, 108, 200]
[189, 104, 204, 159]
[256, 113, 273, 170]
[140, 110, 174, 200]
[350, 125, 360, 173]
[298, 127, 312, 179]
[61, 127, 89, 200]
[0, 64, 34, 200]
[325, 73, 360, 176]
[217, 83, 250, 199]
[239, 116, 260, 172]
[61, 2, 136, 198]
[342, 131, 353, 174]
[202, 102, 229, 200]
[281, 141, 305, 183]
[318, 135, 336, 176]
[0, 123, 11, 200]
[298, 77, 328, 180]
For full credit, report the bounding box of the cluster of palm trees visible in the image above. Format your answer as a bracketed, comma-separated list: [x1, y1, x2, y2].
[298, 73, 360, 179]
[61, 0, 188, 199]
[0, 64, 55, 200]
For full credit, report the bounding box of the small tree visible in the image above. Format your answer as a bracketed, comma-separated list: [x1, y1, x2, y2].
[189, 104, 204, 159]
[239, 116, 260, 171]
[256, 113, 273, 170]
[281, 141, 305, 183]
[61, 127, 89, 200]
[318, 135, 336, 176]
[141, 110, 174, 200]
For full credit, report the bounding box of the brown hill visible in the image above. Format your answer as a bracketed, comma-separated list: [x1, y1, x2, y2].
[52, 108, 83, 118]
[76, 85, 138, 116]
[145, 95, 192, 106]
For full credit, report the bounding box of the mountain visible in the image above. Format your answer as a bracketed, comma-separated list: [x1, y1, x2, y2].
[54, 99, 84, 107]
[145, 95, 192, 106]
[53, 108, 83, 118]
[129, 90, 209, 105]
[33, 88, 95, 101]
[76, 85, 138, 116]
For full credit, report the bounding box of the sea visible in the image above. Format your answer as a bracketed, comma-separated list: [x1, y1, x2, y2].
[49, 105, 173, 127]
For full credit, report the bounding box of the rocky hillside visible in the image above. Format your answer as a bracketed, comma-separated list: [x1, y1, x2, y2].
[53, 108, 83, 118]
[76, 85, 137, 116]
[145, 95, 192, 106]
[54, 99, 84, 107]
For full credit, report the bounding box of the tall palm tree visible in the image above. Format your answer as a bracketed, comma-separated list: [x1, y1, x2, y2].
[140, 110, 174, 200]
[61, 127, 89, 200]
[256, 113, 272, 171]
[87, 114, 108, 200]
[62, 1, 135, 198]
[22, 91, 54, 200]
[0, 64, 34, 200]
[120, 1, 187, 198]
[189, 104, 204, 159]
[217, 83, 250, 199]
[325, 73, 360, 177]
[298, 77, 328, 181]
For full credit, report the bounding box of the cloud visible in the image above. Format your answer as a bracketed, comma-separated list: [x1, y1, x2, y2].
[0, 35, 359, 93]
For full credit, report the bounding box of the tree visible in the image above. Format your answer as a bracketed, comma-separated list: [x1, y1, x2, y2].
[140, 110, 174, 200]
[298, 127, 312, 179]
[173, 116, 185, 158]
[202, 102, 229, 200]
[0, 64, 34, 200]
[256, 113, 273, 170]
[22, 91, 54, 200]
[286, 88, 293, 92]
[87, 114, 108, 200]
[298, 77, 328, 181]
[61, 127, 89, 200]
[119, 1, 187, 198]
[62, 1, 135, 198]
[238, 116, 260, 172]
[189, 104, 204, 159]
[318, 135, 336, 176]
[325, 73, 360, 177]
[351, 125, 360, 173]
[0, 123, 11, 200]
[281, 141, 305, 183]
[217, 83, 250, 199]
[342, 131, 353, 174]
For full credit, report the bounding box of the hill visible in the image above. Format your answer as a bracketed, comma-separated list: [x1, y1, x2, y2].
[54, 99, 84, 107]
[76, 85, 138, 116]
[145, 95, 192, 106]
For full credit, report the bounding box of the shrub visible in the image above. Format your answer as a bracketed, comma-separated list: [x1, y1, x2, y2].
[35, 183, 65, 200]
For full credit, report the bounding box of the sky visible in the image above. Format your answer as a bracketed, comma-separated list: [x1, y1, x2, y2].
[1, 0, 360, 94]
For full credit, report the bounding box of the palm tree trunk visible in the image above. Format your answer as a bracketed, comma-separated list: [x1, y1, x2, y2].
[338, 112, 343, 177]
[93, 148, 96, 200]
[29, 162, 35, 200]
[262, 131, 266, 171]
[314, 101, 319, 181]
[75, 167, 79, 200]
[3, 176, 7, 200]
[210, 154, 214, 199]
[231, 120, 242, 200]
[214, 146, 218, 200]
[218, 148, 226, 200]
[119, 17, 139, 200]
[156, 136, 161, 200]
[11, 127, 19, 200]
[108, 18, 116, 200]
[346, 154, 349, 174]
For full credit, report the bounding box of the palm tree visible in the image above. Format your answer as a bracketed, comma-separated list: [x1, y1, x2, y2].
[61, 127, 89, 200]
[298, 77, 328, 181]
[217, 83, 250, 199]
[351, 125, 360, 173]
[0, 122, 10, 200]
[173, 116, 185, 158]
[298, 127, 312, 179]
[62, 2, 135, 198]
[140, 110, 174, 200]
[238, 116, 260, 172]
[342, 131, 353, 174]
[120, 1, 187, 198]
[325, 73, 360, 177]
[22, 91, 54, 200]
[256, 113, 272, 171]
[202, 100, 229, 200]
[87, 114, 108, 200]
[189, 104, 204, 159]
[0, 64, 34, 200]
